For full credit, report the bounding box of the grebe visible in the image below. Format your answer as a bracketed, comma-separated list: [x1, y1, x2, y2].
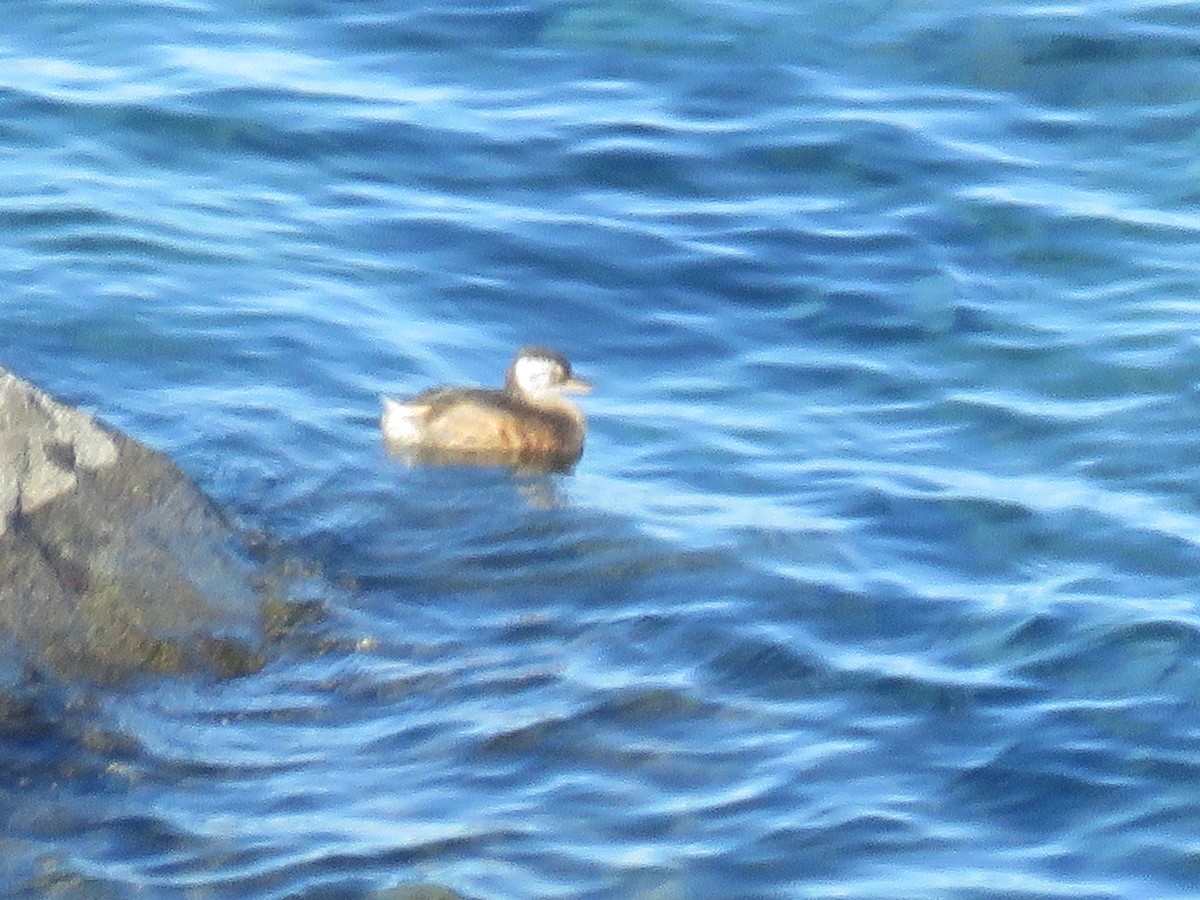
[381, 346, 590, 469]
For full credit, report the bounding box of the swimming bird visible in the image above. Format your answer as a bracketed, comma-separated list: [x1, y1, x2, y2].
[381, 346, 590, 469]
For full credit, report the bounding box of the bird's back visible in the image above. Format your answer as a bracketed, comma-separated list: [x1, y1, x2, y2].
[393, 387, 583, 460]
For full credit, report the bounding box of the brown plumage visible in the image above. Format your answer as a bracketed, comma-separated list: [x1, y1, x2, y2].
[381, 347, 590, 469]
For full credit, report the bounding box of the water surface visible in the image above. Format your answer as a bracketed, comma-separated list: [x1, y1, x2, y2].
[3, 1, 1200, 897]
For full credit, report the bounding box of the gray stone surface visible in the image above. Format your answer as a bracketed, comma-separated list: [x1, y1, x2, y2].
[0, 366, 271, 682]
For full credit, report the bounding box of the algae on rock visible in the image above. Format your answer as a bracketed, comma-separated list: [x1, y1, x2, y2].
[0, 366, 292, 683]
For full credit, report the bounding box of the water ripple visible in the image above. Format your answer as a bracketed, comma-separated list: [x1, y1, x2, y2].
[3, 0, 1200, 897]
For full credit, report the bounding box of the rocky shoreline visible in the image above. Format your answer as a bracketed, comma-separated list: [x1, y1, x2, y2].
[0, 366, 292, 683]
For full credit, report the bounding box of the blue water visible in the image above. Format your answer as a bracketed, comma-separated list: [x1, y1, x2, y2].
[3, 1, 1200, 897]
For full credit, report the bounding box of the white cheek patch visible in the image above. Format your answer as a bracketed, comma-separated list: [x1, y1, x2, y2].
[513, 356, 552, 392]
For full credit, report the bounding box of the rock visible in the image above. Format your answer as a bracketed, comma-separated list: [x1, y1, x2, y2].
[0, 366, 272, 683]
